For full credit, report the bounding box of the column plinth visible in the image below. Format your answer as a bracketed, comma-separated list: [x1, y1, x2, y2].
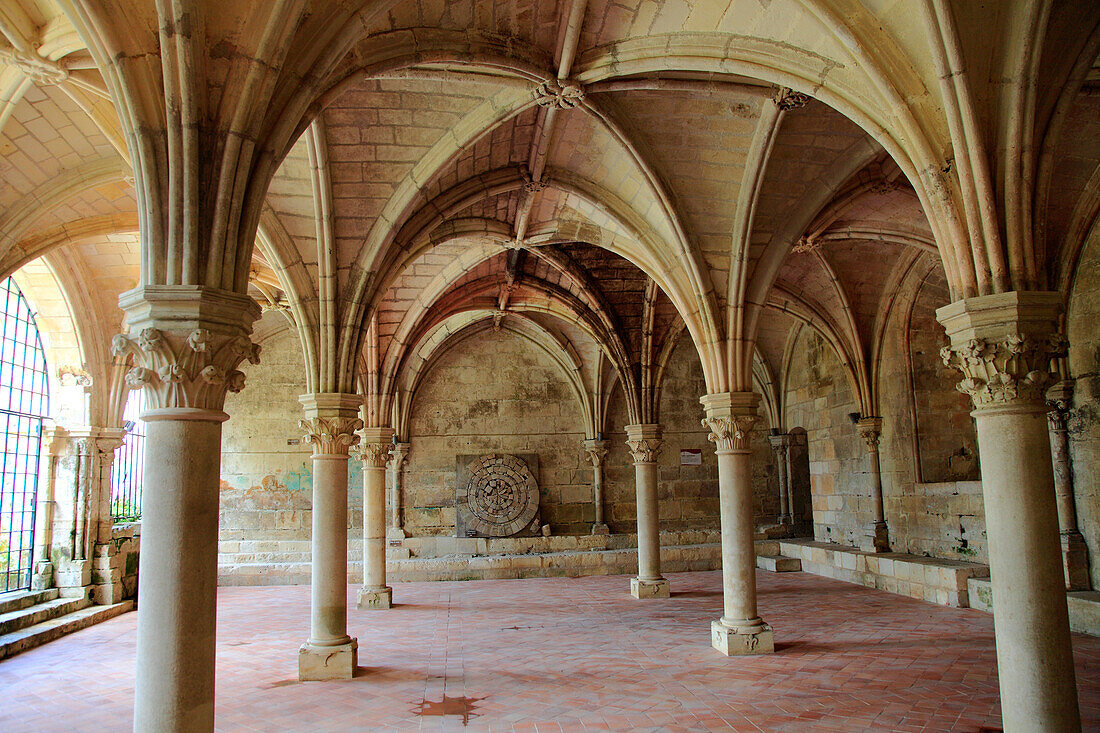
[356, 427, 393, 610]
[938, 292, 1080, 731]
[625, 425, 667, 598]
[297, 394, 362, 681]
[702, 392, 773, 656]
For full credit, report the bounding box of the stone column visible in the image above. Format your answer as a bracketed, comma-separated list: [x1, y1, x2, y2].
[583, 439, 610, 535]
[938, 292, 1080, 731]
[387, 441, 409, 541]
[856, 417, 890, 553]
[1047, 380, 1091, 591]
[768, 434, 790, 525]
[356, 427, 393, 609]
[701, 392, 773, 656]
[297, 394, 362, 679]
[625, 424, 668, 598]
[112, 286, 261, 732]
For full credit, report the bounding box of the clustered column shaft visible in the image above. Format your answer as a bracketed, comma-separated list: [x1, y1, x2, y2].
[625, 424, 668, 598]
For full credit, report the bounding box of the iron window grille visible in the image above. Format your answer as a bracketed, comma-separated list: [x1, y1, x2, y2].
[110, 388, 145, 523]
[0, 277, 49, 593]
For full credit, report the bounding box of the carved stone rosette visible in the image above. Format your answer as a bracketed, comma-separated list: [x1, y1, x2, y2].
[700, 391, 760, 453]
[936, 292, 1066, 412]
[533, 79, 585, 109]
[112, 327, 261, 411]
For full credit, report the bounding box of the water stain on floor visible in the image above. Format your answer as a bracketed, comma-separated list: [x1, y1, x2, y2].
[413, 695, 484, 726]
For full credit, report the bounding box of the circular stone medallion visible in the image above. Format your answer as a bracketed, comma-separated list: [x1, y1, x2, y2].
[462, 454, 539, 537]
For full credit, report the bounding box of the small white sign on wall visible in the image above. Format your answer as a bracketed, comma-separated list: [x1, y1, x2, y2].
[680, 449, 702, 465]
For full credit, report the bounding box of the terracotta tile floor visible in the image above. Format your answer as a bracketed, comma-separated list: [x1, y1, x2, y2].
[0, 570, 1097, 732]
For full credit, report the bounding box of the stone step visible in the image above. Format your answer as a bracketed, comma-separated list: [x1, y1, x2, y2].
[0, 596, 92, 636]
[0, 600, 133, 661]
[0, 588, 58, 615]
[756, 555, 802, 572]
[753, 539, 779, 556]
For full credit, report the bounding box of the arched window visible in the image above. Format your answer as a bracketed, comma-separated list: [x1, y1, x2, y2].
[110, 389, 146, 522]
[0, 276, 49, 592]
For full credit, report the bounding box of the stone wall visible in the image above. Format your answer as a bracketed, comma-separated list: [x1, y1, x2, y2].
[1068, 222, 1100, 591]
[781, 261, 990, 563]
[219, 327, 363, 562]
[877, 261, 987, 562]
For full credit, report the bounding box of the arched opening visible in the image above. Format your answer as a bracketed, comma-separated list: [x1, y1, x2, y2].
[110, 389, 146, 522]
[0, 276, 50, 592]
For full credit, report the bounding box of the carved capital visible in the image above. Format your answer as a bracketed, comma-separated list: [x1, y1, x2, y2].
[700, 392, 759, 453]
[774, 86, 811, 111]
[388, 441, 410, 469]
[1046, 380, 1074, 432]
[767, 434, 790, 456]
[939, 333, 1066, 409]
[856, 417, 883, 453]
[625, 424, 662, 464]
[583, 439, 609, 467]
[115, 287, 261, 412]
[937, 292, 1065, 412]
[533, 79, 585, 109]
[299, 393, 364, 456]
[58, 365, 92, 386]
[353, 426, 395, 467]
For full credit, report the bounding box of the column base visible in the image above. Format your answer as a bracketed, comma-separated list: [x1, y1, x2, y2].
[711, 619, 774, 656]
[357, 585, 393, 609]
[591, 522, 610, 536]
[298, 638, 358, 680]
[630, 577, 669, 599]
[777, 514, 792, 525]
[1063, 531, 1092, 591]
[386, 527, 406, 541]
[860, 521, 891, 553]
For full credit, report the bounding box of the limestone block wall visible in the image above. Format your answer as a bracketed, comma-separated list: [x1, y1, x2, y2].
[783, 327, 867, 546]
[219, 327, 364, 561]
[876, 260, 987, 563]
[1068, 223, 1100, 591]
[93, 522, 140, 604]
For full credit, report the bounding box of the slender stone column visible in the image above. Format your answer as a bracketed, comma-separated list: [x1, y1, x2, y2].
[856, 417, 890, 553]
[112, 286, 261, 732]
[387, 442, 409, 541]
[938, 292, 1080, 731]
[297, 394, 362, 680]
[1047, 380, 1091, 591]
[784, 440, 797, 524]
[356, 427, 393, 609]
[583, 439, 610, 535]
[767, 434, 790, 524]
[701, 392, 774, 656]
[625, 424, 667, 598]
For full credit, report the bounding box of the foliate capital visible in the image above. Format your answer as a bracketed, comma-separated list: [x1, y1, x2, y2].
[354, 426, 395, 467]
[700, 392, 759, 452]
[1046, 380, 1074, 432]
[856, 417, 883, 453]
[114, 287, 261, 412]
[937, 292, 1065, 411]
[583, 439, 609, 467]
[533, 79, 585, 109]
[389, 441, 411, 468]
[767, 434, 791, 455]
[300, 417, 362, 456]
[624, 424, 662, 464]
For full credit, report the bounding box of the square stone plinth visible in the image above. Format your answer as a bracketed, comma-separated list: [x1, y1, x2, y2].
[711, 620, 774, 656]
[299, 639, 357, 681]
[358, 586, 393, 609]
[630, 577, 670, 599]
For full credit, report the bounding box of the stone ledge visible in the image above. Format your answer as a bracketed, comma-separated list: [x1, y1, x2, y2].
[776, 539, 989, 608]
[966, 578, 1099, 637]
[218, 541, 723, 586]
